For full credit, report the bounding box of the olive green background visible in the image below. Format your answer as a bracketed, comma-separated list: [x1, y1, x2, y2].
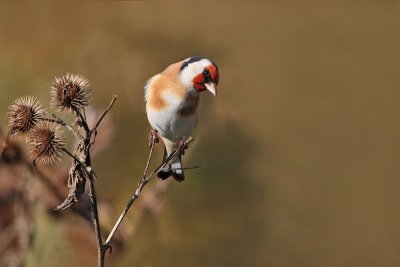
[0, 1, 399, 267]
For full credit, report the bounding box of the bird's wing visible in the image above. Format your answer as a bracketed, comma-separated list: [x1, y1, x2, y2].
[144, 75, 159, 103]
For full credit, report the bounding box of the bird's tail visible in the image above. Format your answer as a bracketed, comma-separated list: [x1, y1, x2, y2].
[157, 147, 185, 182]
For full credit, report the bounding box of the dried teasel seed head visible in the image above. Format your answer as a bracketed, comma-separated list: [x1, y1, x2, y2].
[28, 123, 65, 165]
[50, 73, 91, 112]
[8, 96, 44, 136]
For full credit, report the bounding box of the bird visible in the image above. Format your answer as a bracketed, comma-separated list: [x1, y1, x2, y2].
[144, 56, 219, 182]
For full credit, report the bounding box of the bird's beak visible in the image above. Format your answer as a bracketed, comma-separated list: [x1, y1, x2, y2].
[204, 82, 217, 96]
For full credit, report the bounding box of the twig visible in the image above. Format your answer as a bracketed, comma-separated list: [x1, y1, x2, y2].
[40, 114, 81, 140]
[89, 176, 105, 267]
[103, 136, 156, 249]
[77, 110, 91, 133]
[89, 96, 118, 148]
[61, 148, 86, 166]
[139, 133, 157, 184]
[170, 165, 201, 170]
[65, 96, 117, 267]
[92, 95, 118, 133]
[102, 137, 194, 250]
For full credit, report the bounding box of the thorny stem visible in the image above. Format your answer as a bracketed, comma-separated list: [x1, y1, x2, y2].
[62, 96, 116, 267]
[24, 92, 195, 267]
[102, 137, 194, 251]
[78, 110, 90, 133]
[79, 95, 118, 267]
[77, 106, 105, 267]
[58, 96, 118, 267]
[89, 174, 105, 267]
[7, 90, 122, 266]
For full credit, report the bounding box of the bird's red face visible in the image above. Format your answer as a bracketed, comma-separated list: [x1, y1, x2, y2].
[192, 64, 219, 96]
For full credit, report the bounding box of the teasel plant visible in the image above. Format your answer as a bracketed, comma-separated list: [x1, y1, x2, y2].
[7, 73, 194, 267]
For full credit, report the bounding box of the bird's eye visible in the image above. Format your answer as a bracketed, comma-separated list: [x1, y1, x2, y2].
[202, 69, 211, 82]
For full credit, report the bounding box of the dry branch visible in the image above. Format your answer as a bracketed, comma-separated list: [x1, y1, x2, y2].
[5, 74, 196, 267]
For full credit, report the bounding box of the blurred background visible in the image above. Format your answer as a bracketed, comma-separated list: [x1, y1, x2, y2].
[0, 1, 399, 267]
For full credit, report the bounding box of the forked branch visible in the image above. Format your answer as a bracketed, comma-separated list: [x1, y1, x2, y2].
[102, 137, 195, 253]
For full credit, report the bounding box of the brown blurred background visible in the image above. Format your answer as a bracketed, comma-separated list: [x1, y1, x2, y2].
[0, 1, 399, 267]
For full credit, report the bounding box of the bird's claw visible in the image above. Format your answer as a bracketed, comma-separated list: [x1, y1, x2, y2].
[179, 139, 189, 155]
[149, 129, 159, 147]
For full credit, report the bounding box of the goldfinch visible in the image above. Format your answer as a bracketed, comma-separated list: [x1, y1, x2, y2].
[144, 56, 219, 181]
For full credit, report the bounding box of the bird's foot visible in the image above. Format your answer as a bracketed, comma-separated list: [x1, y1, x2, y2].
[179, 139, 189, 155]
[149, 129, 159, 147]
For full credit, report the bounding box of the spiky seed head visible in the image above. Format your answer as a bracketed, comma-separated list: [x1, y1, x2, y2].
[50, 73, 91, 112]
[8, 96, 43, 136]
[28, 123, 65, 165]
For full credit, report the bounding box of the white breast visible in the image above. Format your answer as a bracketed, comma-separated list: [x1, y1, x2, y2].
[146, 84, 197, 142]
